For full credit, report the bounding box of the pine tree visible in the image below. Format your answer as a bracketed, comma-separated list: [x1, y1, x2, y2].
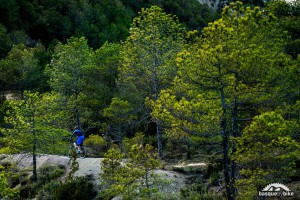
[119, 6, 186, 158]
[0, 91, 69, 181]
[153, 2, 290, 199]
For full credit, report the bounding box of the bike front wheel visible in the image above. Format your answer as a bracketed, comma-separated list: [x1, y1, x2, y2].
[78, 146, 87, 158]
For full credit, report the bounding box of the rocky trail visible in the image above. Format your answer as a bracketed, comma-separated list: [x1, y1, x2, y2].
[1, 154, 206, 195]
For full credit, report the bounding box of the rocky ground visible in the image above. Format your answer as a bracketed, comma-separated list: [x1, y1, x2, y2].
[1, 154, 206, 197]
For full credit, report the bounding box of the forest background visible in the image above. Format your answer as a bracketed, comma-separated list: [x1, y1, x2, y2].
[0, 0, 300, 199]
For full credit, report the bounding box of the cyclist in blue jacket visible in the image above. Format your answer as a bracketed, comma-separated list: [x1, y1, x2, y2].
[73, 126, 84, 153]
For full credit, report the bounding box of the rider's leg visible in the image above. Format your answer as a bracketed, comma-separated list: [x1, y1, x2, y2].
[76, 135, 84, 153]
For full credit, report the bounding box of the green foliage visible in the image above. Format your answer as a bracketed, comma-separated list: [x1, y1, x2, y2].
[0, 43, 47, 93]
[119, 5, 187, 157]
[151, 0, 289, 148]
[91, 42, 122, 107]
[47, 37, 119, 128]
[0, 91, 69, 154]
[103, 98, 138, 150]
[0, 24, 12, 58]
[152, 2, 291, 199]
[37, 180, 61, 200]
[233, 111, 300, 199]
[180, 182, 222, 200]
[46, 36, 94, 127]
[149, 88, 222, 141]
[0, 165, 19, 199]
[0, 162, 65, 200]
[47, 37, 92, 97]
[122, 0, 218, 32]
[0, 0, 19, 30]
[120, 6, 185, 99]
[0, 91, 69, 184]
[100, 144, 167, 200]
[36, 163, 95, 200]
[38, 165, 65, 185]
[51, 177, 97, 200]
[0, 0, 219, 50]
[158, 0, 219, 31]
[122, 132, 145, 155]
[4, 0, 134, 48]
[99, 148, 125, 199]
[32, 165, 65, 199]
[265, 0, 300, 58]
[84, 134, 108, 157]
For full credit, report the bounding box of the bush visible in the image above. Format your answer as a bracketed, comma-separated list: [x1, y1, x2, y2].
[37, 180, 60, 200]
[38, 165, 65, 185]
[0, 165, 20, 199]
[99, 144, 167, 200]
[53, 177, 97, 200]
[18, 164, 66, 199]
[84, 134, 108, 157]
[122, 132, 144, 155]
[180, 183, 221, 200]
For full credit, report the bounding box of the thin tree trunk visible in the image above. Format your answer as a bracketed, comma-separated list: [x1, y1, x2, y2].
[118, 126, 123, 153]
[230, 72, 239, 198]
[32, 114, 37, 182]
[231, 98, 238, 198]
[106, 123, 111, 149]
[220, 88, 234, 200]
[152, 32, 163, 159]
[75, 107, 80, 128]
[33, 141, 37, 182]
[157, 121, 163, 158]
[185, 138, 191, 159]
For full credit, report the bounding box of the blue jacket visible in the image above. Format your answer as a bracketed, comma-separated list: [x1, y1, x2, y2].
[73, 129, 84, 136]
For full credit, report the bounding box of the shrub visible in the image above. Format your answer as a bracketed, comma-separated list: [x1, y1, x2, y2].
[122, 132, 144, 155]
[38, 165, 65, 185]
[84, 134, 108, 157]
[99, 144, 167, 200]
[0, 165, 19, 199]
[37, 180, 60, 200]
[53, 177, 97, 200]
[180, 183, 221, 200]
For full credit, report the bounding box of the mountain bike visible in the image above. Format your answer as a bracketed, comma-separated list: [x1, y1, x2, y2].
[68, 140, 87, 159]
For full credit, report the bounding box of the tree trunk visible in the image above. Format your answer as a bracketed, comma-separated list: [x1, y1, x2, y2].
[220, 88, 234, 200]
[32, 114, 37, 182]
[75, 107, 80, 128]
[230, 72, 239, 198]
[33, 142, 37, 182]
[156, 121, 163, 159]
[106, 123, 111, 149]
[231, 97, 238, 198]
[185, 138, 191, 159]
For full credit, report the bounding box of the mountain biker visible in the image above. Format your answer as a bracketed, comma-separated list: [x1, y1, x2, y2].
[72, 126, 84, 153]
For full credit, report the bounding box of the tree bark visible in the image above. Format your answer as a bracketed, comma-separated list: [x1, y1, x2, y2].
[32, 113, 37, 182]
[231, 98, 238, 198]
[156, 121, 163, 159]
[185, 138, 191, 159]
[75, 107, 80, 128]
[230, 71, 239, 198]
[106, 123, 111, 149]
[220, 88, 234, 200]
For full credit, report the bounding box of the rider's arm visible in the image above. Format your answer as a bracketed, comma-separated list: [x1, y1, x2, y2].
[72, 130, 78, 136]
[71, 130, 77, 140]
